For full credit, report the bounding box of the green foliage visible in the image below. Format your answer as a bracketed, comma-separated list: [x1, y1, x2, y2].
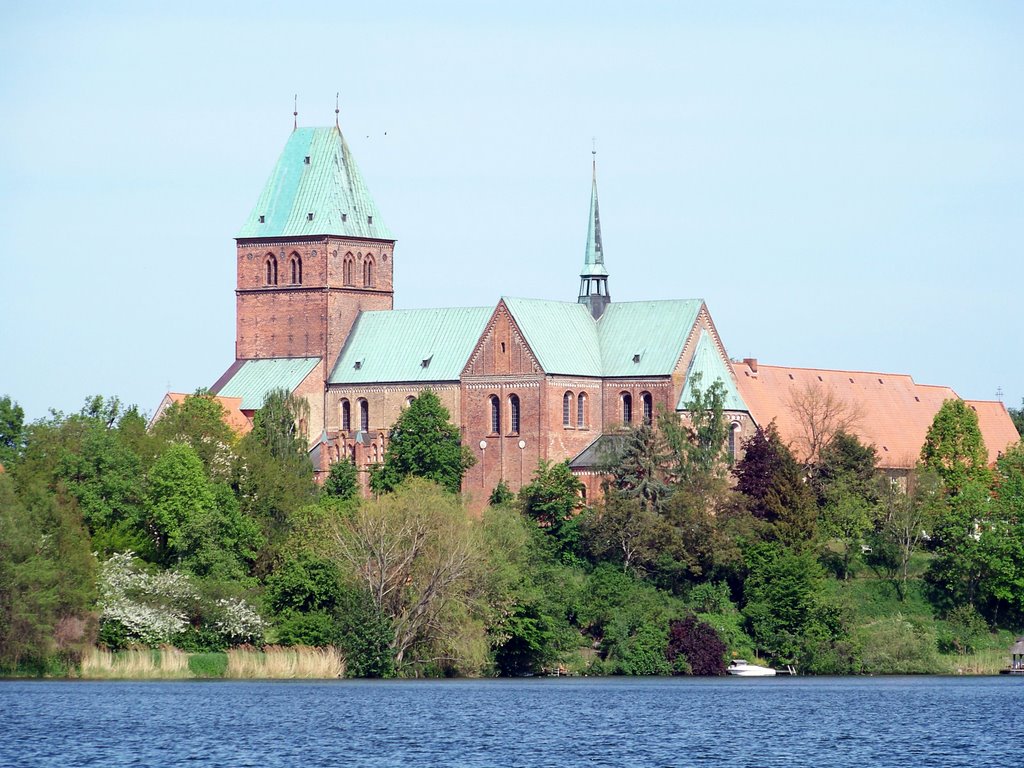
[323, 459, 359, 500]
[663, 372, 731, 490]
[733, 424, 816, 545]
[937, 604, 989, 655]
[581, 492, 667, 576]
[519, 460, 583, 536]
[856, 614, 940, 674]
[1009, 399, 1024, 438]
[921, 399, 991, 494]
[151, 391, 236, 478]
[742, 542, 849, 668]
[609, 423, 671, 512]
[147, 444, 262, 579]
[188, 652, 228, 678]
[0, 395, 25, 467]
[0, 472, 97, 670]
[488, 479, 514, 507]
[250, 388, 310, 461]
[578, 565, 681, 675]
[369, 390, 474, 495]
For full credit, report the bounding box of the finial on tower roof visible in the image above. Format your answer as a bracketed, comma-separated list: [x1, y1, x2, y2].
[335, 92, 340, 129]
[591, 138, 597, 180]
[293, 94, 298, 131]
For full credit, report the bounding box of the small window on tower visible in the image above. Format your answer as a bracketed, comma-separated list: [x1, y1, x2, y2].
[307, 212, 314, 221]
[304, 156, 310, 165]
[368, 215, 373, 225]
[258, 215, 265, 223]
[342, 213, 348, 222]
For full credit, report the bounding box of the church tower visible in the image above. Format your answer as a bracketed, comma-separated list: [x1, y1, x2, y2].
[577, 152, 610, 319]
[234, 121, 395, 365]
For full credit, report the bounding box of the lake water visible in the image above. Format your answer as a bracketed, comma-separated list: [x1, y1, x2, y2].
[1, 676, 1022, 767]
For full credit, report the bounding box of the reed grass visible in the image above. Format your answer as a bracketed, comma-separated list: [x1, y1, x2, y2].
[81, 646, 192, 679]
[225, 645, 345, 679]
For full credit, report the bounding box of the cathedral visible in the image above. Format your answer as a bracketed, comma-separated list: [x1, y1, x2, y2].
[206, 120, 1019, 509]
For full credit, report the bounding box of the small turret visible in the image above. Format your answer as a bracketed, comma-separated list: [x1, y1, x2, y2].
[578, 151, 610, 319]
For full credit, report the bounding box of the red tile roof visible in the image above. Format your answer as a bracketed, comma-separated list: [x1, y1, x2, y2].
[734, 362, 1019, 469]
[150, 393, 252, 436]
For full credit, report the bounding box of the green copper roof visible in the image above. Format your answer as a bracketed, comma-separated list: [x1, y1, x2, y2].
[598, 300, 702, 376]
[238, 127, 392, 240]
[580, 161, 609, 278]
[676, 330, 748, 412]
[501, 297, 702, 377]
[215, 357, 321, 410]
[503, 297, 603, 376]
[330, 306, 492, 384]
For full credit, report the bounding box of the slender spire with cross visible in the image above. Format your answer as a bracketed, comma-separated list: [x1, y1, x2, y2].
[578, 141, 610, 319]
[335, 92, 340, 129]
[293, 94, 298, 131]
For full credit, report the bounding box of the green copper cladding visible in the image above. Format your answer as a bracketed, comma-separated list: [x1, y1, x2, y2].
[502, 297, 703, 378]
[676, 330, 749, 412]
[330, 306, 492, 384]
[215, 357, 321, 410]
[238, 127, 392, 239]
[580, 164, 608, 278]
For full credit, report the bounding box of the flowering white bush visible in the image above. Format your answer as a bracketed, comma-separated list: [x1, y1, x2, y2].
[98, 552, 195, 645]
[213, 598, 267, 644]
[98, 552, 266, 647]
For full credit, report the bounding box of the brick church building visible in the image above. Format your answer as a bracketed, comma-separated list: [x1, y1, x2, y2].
[208, 120, 1019, 509]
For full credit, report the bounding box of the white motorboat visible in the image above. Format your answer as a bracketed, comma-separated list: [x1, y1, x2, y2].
[727, 659, 776, 677]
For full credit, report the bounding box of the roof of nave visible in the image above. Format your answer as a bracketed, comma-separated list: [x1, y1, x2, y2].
[733, 361, 1020, 469]
[212, 357, 321, 410]
[502, 297, 703, 377]
[238, 127, 392, 240]
[330, 306, 493, 385]
[677, 330, 748, 412]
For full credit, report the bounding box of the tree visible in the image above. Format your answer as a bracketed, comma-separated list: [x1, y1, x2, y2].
[488, 480, 514, 507]
[519, 460, 584, 553]
[582, 492, 667, 575]
[151, 391, 237, 479]
[785, 381, 862, 470]
[323, 459, 359, 501]
[661, 373, 731, 500]
[732, 424, 816, 545]
[665, 615, 728, 675]
[369, 390, 474, 495]
[1009, 398, 1024, 439]
[0, 472, 96, 671]
[866, 470, 943, 599]
[921, 399, 991, 494]
[0, 395, 25, 468]
[147, 443, 262, 579]
[250, 389, 310, 462]
[608, 424, 671, 511]
[328, 478, 487, 673]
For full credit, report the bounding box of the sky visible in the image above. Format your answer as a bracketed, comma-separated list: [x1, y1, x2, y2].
[2, 1, 1021, 422]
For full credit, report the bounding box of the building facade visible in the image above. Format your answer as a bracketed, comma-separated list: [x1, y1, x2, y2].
[211, 122, 1019, 509]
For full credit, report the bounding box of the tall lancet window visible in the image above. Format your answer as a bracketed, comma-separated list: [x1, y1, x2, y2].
[265, 254, 278, 285]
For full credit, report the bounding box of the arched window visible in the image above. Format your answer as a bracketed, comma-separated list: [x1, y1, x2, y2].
[405, 395, 416, 408]
[577, 392, 587, 428]
[641, 392, 653, 425]
[341, 399, 351, 431]
[563, 392, 573, 427]
[729, 422, 741, 462]
[289, 253, 302, 285]
[265, 254, 278, 285]
[359, 399, 369, 431]
[343, 253, 354, 286]
[622, 392, 633, 425]
[509, 394, 520, 435]
[363, 256, 375, 287]
[489, 395, 500, 435]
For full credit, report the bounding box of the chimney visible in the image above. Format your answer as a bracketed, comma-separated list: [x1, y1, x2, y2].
[744, 357, 758, 374]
